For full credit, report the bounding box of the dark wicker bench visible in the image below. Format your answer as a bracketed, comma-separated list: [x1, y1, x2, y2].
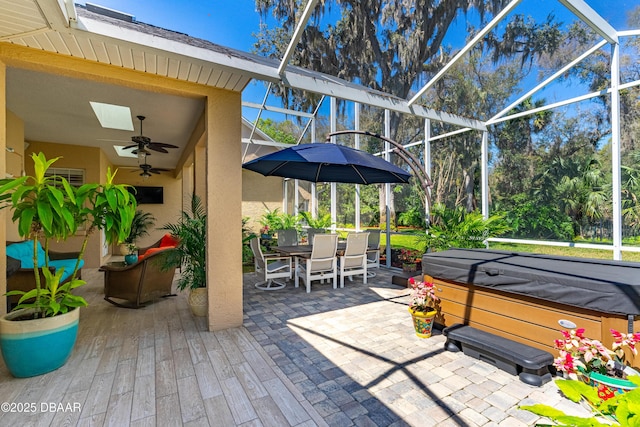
[443, 324, 554, 386]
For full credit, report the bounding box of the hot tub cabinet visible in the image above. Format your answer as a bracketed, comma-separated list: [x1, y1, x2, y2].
[422, 249, 640, 364]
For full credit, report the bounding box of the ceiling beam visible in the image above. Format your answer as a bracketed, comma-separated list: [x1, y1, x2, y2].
[174, 109, 205, 176]
[559, 0, 617, 44]
[282, 70, 487, 130]
[277, 0, 319, 76]
[242, 102, 316, 118]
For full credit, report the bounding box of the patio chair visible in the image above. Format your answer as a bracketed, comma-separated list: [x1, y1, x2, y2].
[306, 228, 325, 245]
[250, 237, 292, 290]
[296, 234, 338, 293]
[366, 229, 381, 277]
[101, 248, 177, 309]
[338, 232, 369, 288]
[276, 229, 298, 246]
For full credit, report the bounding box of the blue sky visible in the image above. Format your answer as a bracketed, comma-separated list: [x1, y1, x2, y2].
[76, 1, 634, 51]
[76, 0, 637, 123]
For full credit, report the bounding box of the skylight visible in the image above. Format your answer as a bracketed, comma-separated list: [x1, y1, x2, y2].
[90, 102, 134, 131]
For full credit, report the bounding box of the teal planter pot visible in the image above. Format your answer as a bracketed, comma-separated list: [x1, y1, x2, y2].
[124, 253, 138, 265]
[0, 308, 79, 378]
[586, 371, 638, 400]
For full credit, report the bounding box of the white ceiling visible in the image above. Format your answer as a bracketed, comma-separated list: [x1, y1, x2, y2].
[6, 67, 204, 170]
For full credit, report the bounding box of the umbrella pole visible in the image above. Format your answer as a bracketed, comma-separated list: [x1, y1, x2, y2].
[326, 130, 433, 219]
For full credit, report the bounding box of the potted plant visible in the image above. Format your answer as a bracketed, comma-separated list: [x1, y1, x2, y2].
[160, 194, 207, 316]
[520, 326, 640, 425]
[407, 277, 440, 338]
[399, 248, 421, 272]
[259, 207, 300, 233]
[552, 327, 640, 400]
[0, 152, 136, 377]
[120, 209, 156, 257]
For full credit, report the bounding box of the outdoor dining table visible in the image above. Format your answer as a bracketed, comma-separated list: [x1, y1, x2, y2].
[272, 243, 378, 289]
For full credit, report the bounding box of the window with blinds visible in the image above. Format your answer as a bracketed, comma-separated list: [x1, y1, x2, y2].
[44, 168, 85, 187]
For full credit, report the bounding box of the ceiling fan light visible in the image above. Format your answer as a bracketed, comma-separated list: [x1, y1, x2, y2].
[137, 150, 147, 162]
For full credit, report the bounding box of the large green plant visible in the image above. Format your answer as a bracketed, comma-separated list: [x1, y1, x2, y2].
[242, 216, 256, 263]
[299, 211, 333, 229]
[124, 210, 156, 246]
[259, 206, 300, 231]
[0, 152, 136, 317]
[419, 204, 511, 252]
[161, 194, 206, 290]
[521, 376, 640, 426]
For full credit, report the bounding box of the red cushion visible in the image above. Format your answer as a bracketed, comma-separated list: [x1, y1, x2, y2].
[139, 245, 175, 261]
[160, 234, 179, 248]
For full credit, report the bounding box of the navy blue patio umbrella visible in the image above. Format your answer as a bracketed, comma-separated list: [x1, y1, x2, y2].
[242, 143, 411, 185]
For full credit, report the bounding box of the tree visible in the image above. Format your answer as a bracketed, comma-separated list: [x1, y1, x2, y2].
[256, 118, 299, 144]
[253, 0, 563, 224]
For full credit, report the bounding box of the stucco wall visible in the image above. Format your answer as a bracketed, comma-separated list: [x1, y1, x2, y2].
[112, 170, 183, 249]
[242, 170, 283, 233]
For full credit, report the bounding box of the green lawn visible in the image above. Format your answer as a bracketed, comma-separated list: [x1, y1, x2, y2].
[489, 242, 640, 262]
[373, 229, 640, 262]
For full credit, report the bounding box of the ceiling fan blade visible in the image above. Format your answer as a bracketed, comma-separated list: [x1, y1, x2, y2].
[150, 168, 170, 173]
[131, 135, 151, 144]
[149, 142, 179, 149]
[123, 144, 138, 150]
[147, 146, 169, 153]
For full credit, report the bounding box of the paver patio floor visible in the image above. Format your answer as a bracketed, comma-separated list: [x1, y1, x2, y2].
[0, 267, 590, 426]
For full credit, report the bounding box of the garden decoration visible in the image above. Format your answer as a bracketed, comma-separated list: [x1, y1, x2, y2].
[407, 277, 439, 338]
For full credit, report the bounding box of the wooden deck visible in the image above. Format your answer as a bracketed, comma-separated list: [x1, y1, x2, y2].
[0, 268, 326, 427]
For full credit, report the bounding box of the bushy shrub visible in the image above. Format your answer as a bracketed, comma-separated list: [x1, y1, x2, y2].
[259, 207, 300, 231]
[499, 195, 574, 240]
[418, 204, 511, 252]
[397, 207, 426, 229]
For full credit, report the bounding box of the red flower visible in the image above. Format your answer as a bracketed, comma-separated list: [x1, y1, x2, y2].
[554, 327, 638, 379]
[408, 278, 439, 312]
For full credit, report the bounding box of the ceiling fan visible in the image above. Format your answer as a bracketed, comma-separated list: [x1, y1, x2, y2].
[133, 161, 170, 179]
[124, 115, 179, 155]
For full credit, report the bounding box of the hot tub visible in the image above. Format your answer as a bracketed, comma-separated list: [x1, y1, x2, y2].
[421, 248, 640, 358]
